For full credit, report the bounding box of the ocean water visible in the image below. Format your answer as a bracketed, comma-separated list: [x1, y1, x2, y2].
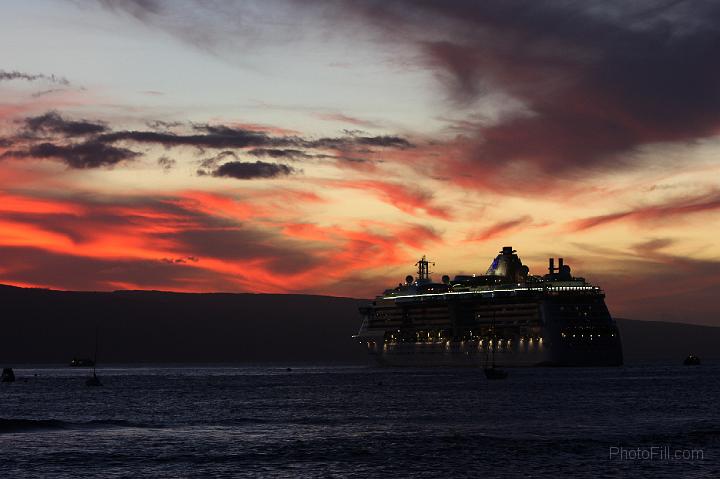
[1, 363, 718, 478]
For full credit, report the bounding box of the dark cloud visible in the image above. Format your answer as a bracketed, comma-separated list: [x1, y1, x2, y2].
[6, 109, 413, 171]
[354, 135, 413, 148]
[157, 156, 176, 171]
[310, 134, 412, 150]
[97, 127, 274, 149]
[197, 150, 238, 174]
[0, 69, 70, 85]
[146, 120, 183, 130]
[317, 1, 720, 176]
[244, 148, 372, 165]
[247, 148, 314, 160]
[98, 125, 412, 151]
[2, 140, 140, 169]
[161, 256, 199, 264]
[24, 111, 108, 136]
[210, 161, 296, 180]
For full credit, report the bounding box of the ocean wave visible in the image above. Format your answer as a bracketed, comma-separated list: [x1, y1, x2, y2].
[0, 418, 148, 433]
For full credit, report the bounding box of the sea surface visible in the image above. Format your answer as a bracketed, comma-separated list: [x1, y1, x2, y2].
[1, 363, 718, 478]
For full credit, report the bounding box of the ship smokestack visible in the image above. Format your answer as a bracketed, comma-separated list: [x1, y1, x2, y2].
[558, 258, 564, 270]
[548, 258, 555, 275]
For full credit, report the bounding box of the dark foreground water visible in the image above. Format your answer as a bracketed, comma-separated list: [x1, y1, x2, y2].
[1, 363, 718, 478]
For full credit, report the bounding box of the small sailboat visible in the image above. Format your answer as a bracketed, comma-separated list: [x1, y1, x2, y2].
[85, 370, 102, 387]
[484, 313, 508, 380]
[683, 354, 701, 366]
[1, 367, 15, 383]
[85, 326, 102, 387]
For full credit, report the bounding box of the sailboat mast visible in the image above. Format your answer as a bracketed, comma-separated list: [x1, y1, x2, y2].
[93, 324, 99, 375]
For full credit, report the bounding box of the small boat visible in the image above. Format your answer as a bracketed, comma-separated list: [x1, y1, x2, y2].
[1, 367, 15, 383]
[85, 326, 102, 387]
[683, 354, 701, 366]
[70, 358, 95, 367]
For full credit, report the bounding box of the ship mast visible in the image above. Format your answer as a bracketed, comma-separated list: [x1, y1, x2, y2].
[415, 255, 434, 281]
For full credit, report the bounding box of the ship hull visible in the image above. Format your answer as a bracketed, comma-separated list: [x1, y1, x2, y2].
[357, 289, 623, 367]
[369, 345, 549, 367]
[366, 335, 622, 367]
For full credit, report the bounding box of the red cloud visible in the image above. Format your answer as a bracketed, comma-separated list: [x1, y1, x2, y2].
[567, 191, 720, 232]
[0, 184, 442, 296]
[329, 179, 453, 220]
[467, 216, 533, 242]
[0, 193, 86, 215]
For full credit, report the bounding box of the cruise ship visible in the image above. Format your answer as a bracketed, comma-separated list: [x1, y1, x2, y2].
[356, 247, 623, 367]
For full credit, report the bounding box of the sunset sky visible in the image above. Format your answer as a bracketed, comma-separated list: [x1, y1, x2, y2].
[1, 1, 719, 324]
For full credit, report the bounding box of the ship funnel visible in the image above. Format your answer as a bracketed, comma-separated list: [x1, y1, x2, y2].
[548, 257, 571, 277]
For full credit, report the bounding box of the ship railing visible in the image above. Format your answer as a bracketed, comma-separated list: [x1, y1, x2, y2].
[385, 284, 601, 300]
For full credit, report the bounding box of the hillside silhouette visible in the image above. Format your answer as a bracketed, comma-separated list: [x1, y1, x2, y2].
[1, 284, 717, 364]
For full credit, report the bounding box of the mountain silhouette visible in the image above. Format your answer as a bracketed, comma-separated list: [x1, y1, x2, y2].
[1, 284, 717, 364]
